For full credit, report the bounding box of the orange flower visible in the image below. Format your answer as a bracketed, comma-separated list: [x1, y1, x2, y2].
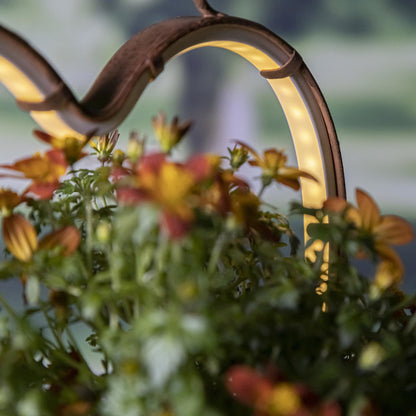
[117, 153, 197, 238]
[2, 214, 38, 262]
[152, 112, 192, 153]
[324, 188, 414, 276]
[0, 150, 67, 199]
[0, 188, 26, 216]
[235, 141, 317, 191]
[33, 129, 89, 165]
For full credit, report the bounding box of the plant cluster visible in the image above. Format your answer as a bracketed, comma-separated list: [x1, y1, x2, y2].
[0, 114, 415, 416]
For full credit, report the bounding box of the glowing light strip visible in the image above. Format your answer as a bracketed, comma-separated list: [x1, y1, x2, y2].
[0, 56, 85, 139]
[178, 41, 326, 259]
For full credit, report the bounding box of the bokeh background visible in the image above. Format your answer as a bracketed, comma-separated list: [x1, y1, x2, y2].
[0, 0, 415, 291]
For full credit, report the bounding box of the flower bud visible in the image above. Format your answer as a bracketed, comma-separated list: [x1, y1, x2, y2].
[96, 222, 111, 244]
[112, 149, 126, 167]
[127, 131, 146, 163]
[2, 214, 38, 262]
[359, 342, 386, 370]
[228, 145, 248, 170]
[152, 112, 191, 153]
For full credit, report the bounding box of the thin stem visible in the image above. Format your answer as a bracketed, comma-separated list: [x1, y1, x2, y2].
[0, 291, 19, 321]
[208, 232, 227, 275]
[257, 183, 267, 199]
[85, 197, 94, 273]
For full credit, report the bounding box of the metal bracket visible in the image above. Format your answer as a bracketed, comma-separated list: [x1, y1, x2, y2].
[260, 50, 303, 79]
[16, 82, 70, 112]
[192, 0, 224, 17]
[146, 54, 165, 81]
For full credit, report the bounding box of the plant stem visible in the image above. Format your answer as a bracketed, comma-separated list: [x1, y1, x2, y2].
[208, 232, 227, 275]
[85, 197, 94, 273]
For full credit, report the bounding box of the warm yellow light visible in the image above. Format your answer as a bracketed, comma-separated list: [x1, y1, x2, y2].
[0, 56, 44, 102]
[0, 56, 86, 140]
[180, 41, 327, 259]
[32, 111, 86, 140]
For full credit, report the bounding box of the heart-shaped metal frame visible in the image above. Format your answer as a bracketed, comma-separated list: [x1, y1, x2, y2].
[0, 1, 345, 254]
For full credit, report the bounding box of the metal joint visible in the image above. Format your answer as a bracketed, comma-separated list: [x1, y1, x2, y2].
[146, 54, 165, 81]
[260, 50, 303, 79]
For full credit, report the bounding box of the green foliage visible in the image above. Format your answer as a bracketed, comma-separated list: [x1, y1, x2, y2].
[0, 128, 415, 416]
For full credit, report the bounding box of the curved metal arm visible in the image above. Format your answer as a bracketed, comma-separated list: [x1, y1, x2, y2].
[0, 16, 345, 256]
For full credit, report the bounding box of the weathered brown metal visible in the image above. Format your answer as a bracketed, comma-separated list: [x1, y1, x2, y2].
[260, 50, 303, 79]
[192, 0, 224, 17]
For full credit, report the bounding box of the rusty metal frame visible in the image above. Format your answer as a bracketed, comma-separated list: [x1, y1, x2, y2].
[0, 0, 345, 207]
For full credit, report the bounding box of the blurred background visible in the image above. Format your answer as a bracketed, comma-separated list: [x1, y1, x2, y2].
[0, 0, 415, 291]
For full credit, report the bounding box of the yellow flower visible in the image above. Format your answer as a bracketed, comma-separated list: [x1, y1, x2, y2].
[89, 129, 119, 163]
[152, 112, 192, 153]
[0, 188, 26, 216]
[264, 384, 302, 416]
[325, 188, 414, 277]
[2, 214, 38, 262]
[235, 141, 317, 190]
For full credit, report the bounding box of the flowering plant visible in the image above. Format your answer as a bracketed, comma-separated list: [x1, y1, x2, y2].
[0, 114, 414, 416]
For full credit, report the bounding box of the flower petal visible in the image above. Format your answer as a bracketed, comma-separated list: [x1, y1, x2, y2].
[25, 182, 60, 199]
[226, 366, 273, 407]
[160, 211, 192, 239]
[39, 226, 80, 256]
[356, 189, 380, 231]
[375, 260, 402, 289]
[375, 215, 414, 245]
[375, 243, 404, 276]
